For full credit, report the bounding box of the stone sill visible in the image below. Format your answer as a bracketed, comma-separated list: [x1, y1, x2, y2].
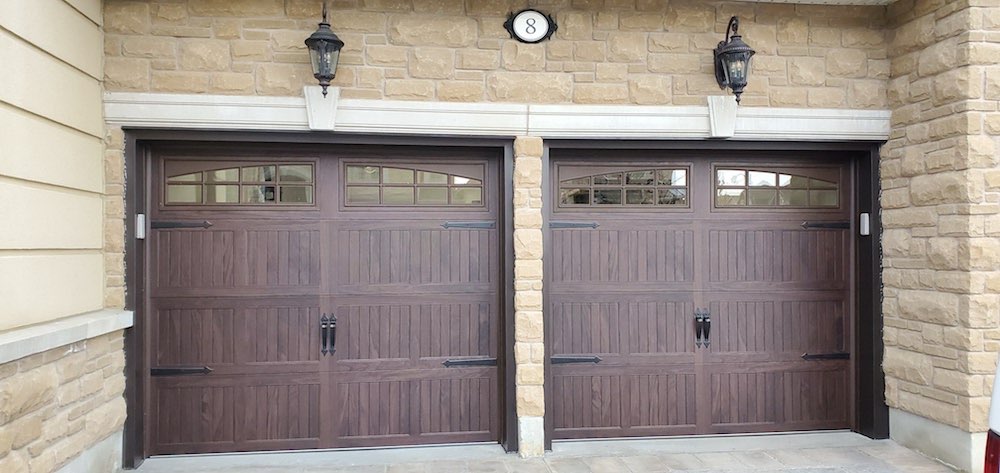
[0, 309, 134, 365]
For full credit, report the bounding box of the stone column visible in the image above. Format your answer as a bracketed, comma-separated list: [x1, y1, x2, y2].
[512, 136, 545, 457]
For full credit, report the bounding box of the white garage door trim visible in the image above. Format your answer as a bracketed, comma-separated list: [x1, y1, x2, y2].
[104, 89, 890, 142]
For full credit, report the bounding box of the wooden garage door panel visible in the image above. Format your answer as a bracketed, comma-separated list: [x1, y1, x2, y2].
[330, 298, 496, 368]
[332, 371, 497, 447]
[552, 370, 698, 438]
[336, 225, 495, 287]
[549, 158, 853, 440]
[549, 226, 695, 289]
[550, 298, 696, 360]
[708, 365, 849, 431]
[707, 227, 848, 289]
[152, 224, 321, 296]
[151, 298, 322, 376]
[706, 298, 846, 361]
[152, 374, 322, 454]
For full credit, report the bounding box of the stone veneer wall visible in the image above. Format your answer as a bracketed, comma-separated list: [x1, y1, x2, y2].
[102, 0, 888, 108]
[0, 332, 128, 472]
[880, 0, 1000, 467]
[513, 137, 545, 457]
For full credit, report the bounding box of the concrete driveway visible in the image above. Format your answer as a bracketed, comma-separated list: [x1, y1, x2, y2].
[135, 432, 956, 472]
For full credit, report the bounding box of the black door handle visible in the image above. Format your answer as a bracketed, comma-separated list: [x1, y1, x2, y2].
[443, 357, 497, 367]
[695, 309, 705, 348]
[328, 314, 337, 355]
[150, 220, 213, 229]
[320, 315, 330, 355]
[703, 309, 711, 348]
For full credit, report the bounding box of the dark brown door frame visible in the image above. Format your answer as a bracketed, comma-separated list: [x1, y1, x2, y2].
[540, 140, 887, 449]
[122, 130, 518, 468]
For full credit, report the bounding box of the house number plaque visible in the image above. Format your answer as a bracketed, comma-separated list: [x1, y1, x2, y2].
[504, 9, 557, 44]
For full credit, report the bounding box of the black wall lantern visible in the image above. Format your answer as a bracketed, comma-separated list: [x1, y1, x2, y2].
[714, 16, 755, 104]
[305, 3, 344, 97]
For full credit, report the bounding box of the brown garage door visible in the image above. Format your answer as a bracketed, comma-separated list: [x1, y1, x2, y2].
[147, 147, 501, 454]
[548, 154, 853, 439]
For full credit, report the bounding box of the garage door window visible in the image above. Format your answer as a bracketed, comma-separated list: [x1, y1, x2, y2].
[345, 165, 484, 206]
[715, 168, 838, 208]
[559, 168, 688, 207]
[165, 162, 314, 205]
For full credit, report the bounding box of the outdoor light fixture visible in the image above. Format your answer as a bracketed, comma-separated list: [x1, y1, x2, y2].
[305, 2, 344, 98]
[714, 16, 755, 104]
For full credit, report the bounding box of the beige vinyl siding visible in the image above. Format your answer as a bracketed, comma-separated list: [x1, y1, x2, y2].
[0, 0, 105, 331]
[0, 104, 103, 193]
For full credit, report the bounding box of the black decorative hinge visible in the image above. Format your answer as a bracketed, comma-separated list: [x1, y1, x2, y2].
[550, 221, 599, 229]
[802, 352, 850, 361]
[442, 357, 497, 367]
[550, 355, 602, 364]
[800, 221, 849, 230]
[441, 221, 495, 229]
[150, 220, 213, 229]
[151, 366, 213, 376]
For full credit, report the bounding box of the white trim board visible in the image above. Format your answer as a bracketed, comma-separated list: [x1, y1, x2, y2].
[0, 309, 133, 364]
[104, 91, 890, 142]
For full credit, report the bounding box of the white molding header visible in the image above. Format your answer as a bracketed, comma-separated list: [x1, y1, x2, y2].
[0, 309, 133, 365]
[105, 91, 890, 141]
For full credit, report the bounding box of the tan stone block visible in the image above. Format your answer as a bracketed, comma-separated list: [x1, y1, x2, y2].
[121, 37, 176, 59]
[826, 50, 867, 78]
[965, 42, 1000, 66]
[777, 17, 808, 45]
[457, 50, 499, 70]
[629, 75, 671, 105]
[388, 15, 476, 47]
[487, 72, 572, 103]
[411, 0, 464, 14]
[910, 172, 972, 205]
[366, 46, 408, 67]
[229, 41, 269, 62]
[515, 137, 544, 160]
[574, 83, 629, 104]
[768, 87, 809, 107]
[517, 363, 544, 385]
[0, 365, 57, 424]
[882, 229, 912, 257]
[152, 71, 210, 93]
[927, 238, 959, 270]
[514, 229, 543, 260]
[551, 11, 592, 41]
[0, 451, 28, 473]
[104, 58, 150, 92]
[255, 63, 312, 95]
[515, 259, 543, 281]
[809, 27, 841, 47]
[502, 42, 546, 72]
[961, 351, 999, 375]
[356, 68, 384, 89]
[515, 310, 544, 342]
[268, 30, 309, 54]
[592, 63, 626, 83]
[436, 81, 483, 102]
[665, 1, 715, 31]
[807, 88, 846, 108]
[105, 1, 150, 35]
[607, 33, 648, 62]
[211, 72, 255, 94]
[648, 33, 687, 53]
[179, 40, 230, 71]
[408, 48, 454, 79]
[212, 19, 241, 39]
[934, 67, 983, 106]
[648, 54, 701, 74]
[573, 41, 606, 62]
[917, 38, 959, 78]
[897, 290, 959, 325]
[930, 113, 983, 140]
[788, 57, 825, 86]
[515, 208, 543, 230]
[385, 79, 435, 99]
[189, 0, 283, 16]
[516, 385, 545, 416]
[619, 12, 663, 31]
[884, 347, 934, 385]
